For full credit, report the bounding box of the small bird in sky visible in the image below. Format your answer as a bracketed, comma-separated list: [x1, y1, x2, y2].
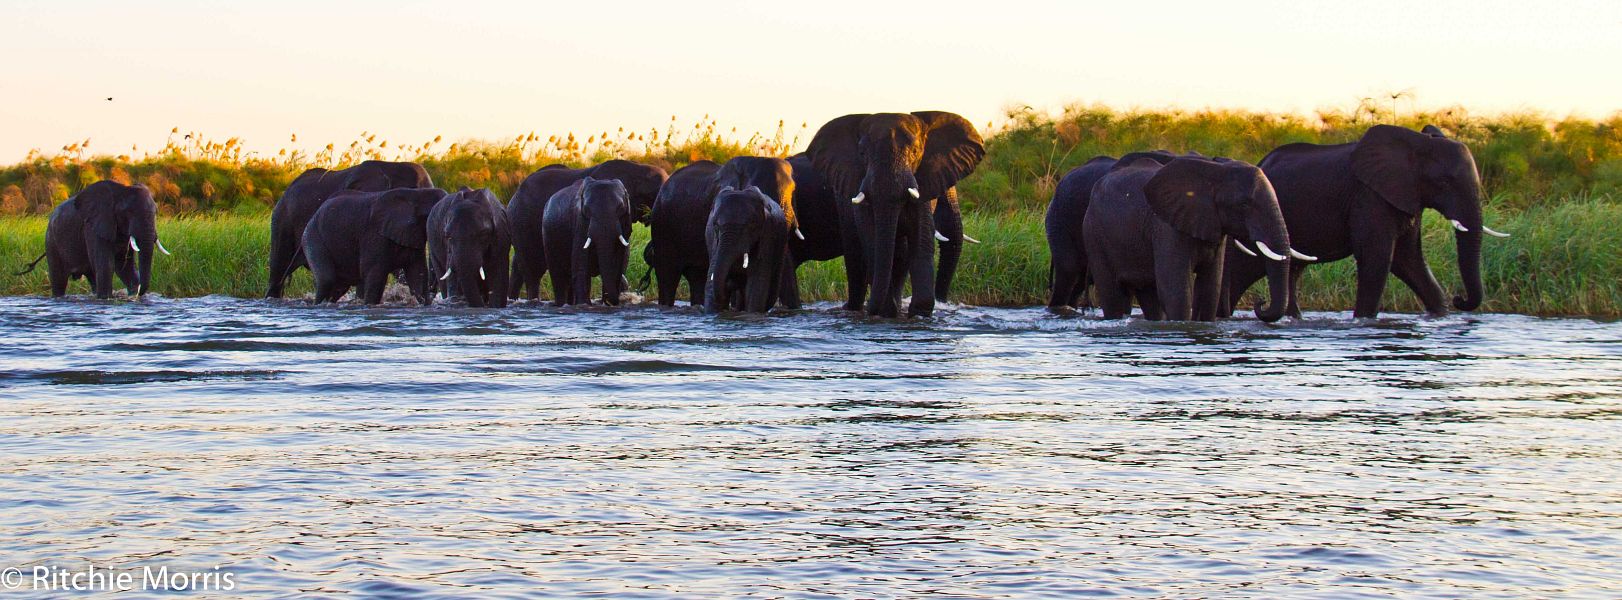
[106, 97, 113, 101]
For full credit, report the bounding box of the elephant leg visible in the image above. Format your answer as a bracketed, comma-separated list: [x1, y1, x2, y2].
[47, 254, 68, 297]
[839, 224, 867, 312]
[1352, 236, 1398, 318]
[934, 238, 962, 304]
[1389, 228, 1448, 316]
[1286, 262, 1309, 319]
[778, 254, 802, 310]
[1192, 259, 1224, 322]
[361, 268, 388, 305]
[1136, 287, 1165, 321]
[90, 245, 115, 300]
[267, 232, 292, 298]
[1096, 278, 1131, 320]
[909, 213, 938, 318]
[405, 260, 429, 305]
[115, 253, 139, 297]
[1050, 263, 1080, 310]
[655, 264, 679, 306]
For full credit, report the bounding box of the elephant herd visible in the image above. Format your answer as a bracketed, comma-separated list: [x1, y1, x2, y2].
[1046, 124, 1508, 321]
[18, 113, 1506, 321]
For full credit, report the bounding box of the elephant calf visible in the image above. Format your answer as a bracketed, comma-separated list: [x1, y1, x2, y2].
[428, 187, 512, 308]
[705, 186, 789, 314]
[16, 180, 169, 299]
[267, 160, 432, 298]
[1085, 157, 1309, 322]
[303, 187, 447, 305]
[543, 177, 633, 306]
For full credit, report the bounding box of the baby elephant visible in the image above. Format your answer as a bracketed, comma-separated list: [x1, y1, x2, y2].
[543, 177, 632, 306]
[705, 185, 788, 314]
[428, 187, 512, 308]
[303, 187, 448, 304]
[17, 180, 170, 299]
[1085, 157, 1311, 322]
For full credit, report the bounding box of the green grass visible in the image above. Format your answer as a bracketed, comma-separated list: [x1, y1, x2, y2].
[5, 199, 1617, 315]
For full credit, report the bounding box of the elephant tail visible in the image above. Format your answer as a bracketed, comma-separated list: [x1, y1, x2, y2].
[13, 252, 46, 276]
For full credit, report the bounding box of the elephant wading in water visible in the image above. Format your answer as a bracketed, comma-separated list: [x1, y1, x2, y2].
[303, 187, 447, 305]
[1223, 125, 1509, 319]
[645, 157, 794, 307]
[1045, 151, 1182, 311]
[506, 160, 668, 300]
[16, 181, 170, 299]
[267, 160, 432, 298]
[428, 187, 512, 308]
[1085, 157, 1304, 322]
[806, 112, 985, 317]
[704, 186, 789, 314]
[543, 177, 633, 306]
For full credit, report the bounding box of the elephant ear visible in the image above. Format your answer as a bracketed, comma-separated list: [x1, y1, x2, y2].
[76, 184, 121, 242]
[1352, 125, 1423, 215]
[806, 114, 871, 199]
[912, 111, 985, 202]
[1142, 158, 1225, 243]
[375, 190, 427, 249]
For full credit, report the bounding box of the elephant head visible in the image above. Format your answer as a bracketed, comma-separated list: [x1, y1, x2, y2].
[1144, 158, 1304, 323]
[589, 160, 668, 223]
[703, 185, 780, 314]
[81, 182, 164, 296]
[807, 111, 984, 316]
[373, 187, 448, 302]
[1352, 124, 1507, 311]
[437, 187, 510, 307]
[717, 157, 797, 233]
[572, 177, 633, 304]
[343, 160, 435, 191]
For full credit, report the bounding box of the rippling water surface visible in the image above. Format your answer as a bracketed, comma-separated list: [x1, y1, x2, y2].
[1, 295, 1620, 597]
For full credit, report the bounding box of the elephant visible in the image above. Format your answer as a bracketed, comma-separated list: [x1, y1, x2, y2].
[1046, 151, 1182, 310]
[1221, 124, 1509, 319]
[506, 160, 668, 300]
[302, 187, 447, 305]
[15, 180, 168, 299]
[775, 153, 974, 309]
[806, 111, 985, 317]
[542, 177, 633, 306]
[704, 185, 789, 313]
[427, 187, 512, 308]
[267, 160, 432, 298]
[644, 157, 795, 307]
[1084, 156, 1301, 322]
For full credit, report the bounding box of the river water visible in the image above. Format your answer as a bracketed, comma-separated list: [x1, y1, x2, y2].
[1, 295, 1619, 597]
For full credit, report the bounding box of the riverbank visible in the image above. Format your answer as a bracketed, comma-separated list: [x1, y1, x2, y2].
[3, 199, 1617, 316]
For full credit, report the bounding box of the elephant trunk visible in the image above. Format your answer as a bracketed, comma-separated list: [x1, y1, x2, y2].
[1256, 256, 1288, 323]
[596, 226, 626, 305]
[704, 230, 744, 314]
[865, 205, 901, 317]
[1453, 228, 1484, 311]
[452, 251, 486, 308]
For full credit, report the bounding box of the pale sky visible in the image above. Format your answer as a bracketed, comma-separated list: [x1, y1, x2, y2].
[2, 0, 1617, 162]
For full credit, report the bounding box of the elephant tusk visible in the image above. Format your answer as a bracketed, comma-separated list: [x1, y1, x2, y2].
[1450, 219, 1469, 233]
[742, 253, 749, 269]
[962, 234, 981, 244]
[709, 272, 714, 281]
[934, 230, 950, 242]
[850, 192, 865, 205]
[582, 237, 592, 249]
[479, 267, 486, 280]
[794, 227, 805, 240]
[440, 267, 452, 281]
[618, 234, 630, 247]
[156, 239, 171, 256]
[1231, 238, 1258, 257]
[1482, 225, 1511, 238]
[129, 236, 139, 252]
[1255, 241, 1288, 262]
[907, 188, 920, 199]
[1288, 247, 1318, 262]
